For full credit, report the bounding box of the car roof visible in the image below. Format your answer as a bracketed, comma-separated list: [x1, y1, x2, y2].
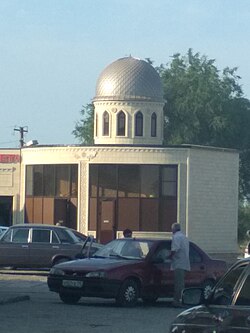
[8, 224, 70, 230]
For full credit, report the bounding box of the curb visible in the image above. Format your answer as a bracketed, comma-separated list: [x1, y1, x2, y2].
[0, 295, 30, 305]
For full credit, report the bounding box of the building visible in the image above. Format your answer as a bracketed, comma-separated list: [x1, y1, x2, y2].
[0, 57, 239, 258]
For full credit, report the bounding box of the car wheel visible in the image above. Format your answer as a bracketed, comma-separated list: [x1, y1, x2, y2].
[142, 295, 158, 305]
[116, 279, 139, 307]
[202, 279, 215, 300]
[59, 293, 81, 304]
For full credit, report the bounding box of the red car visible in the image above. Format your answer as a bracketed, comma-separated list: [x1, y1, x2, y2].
[47, 238, 227, 307]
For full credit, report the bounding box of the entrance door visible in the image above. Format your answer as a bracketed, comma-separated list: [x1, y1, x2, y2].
[99, 200, 116, 244]
[0, 196, 13, 226]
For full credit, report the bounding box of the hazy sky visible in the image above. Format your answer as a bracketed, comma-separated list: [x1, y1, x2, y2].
[1, 0, 250, 147]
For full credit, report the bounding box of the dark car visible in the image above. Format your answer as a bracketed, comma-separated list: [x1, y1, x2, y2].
[0, 224, 102, 269]
[47, 237, 227, 307]
[170, 257, 250, 332]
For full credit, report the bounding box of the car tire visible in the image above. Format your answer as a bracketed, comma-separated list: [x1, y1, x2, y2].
[142, 295, 158, 305]
[202, 279, 215, 300]
[116, 279, 139, 307]
[59, 292, 81, 304]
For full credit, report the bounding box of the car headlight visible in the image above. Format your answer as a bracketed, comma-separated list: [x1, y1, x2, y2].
[85, 271, 106, 278]
[50, 268, 65, 276]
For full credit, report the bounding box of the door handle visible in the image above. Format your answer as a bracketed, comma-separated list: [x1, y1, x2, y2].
[52, 246, 59, 249]
[21, 245, 29, 248]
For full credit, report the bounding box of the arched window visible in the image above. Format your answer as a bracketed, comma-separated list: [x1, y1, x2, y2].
[135, 111, 143, 136]
[151, 113, 157, 137]
[117, 111, 126, 136]
[103, 111, 109, 136]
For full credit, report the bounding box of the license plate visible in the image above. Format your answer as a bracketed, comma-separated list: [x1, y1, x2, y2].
[62, 280, 83, 288]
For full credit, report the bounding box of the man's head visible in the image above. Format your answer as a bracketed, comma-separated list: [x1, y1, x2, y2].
[123, 228, 132, 238]
[171, 223, 181, 234]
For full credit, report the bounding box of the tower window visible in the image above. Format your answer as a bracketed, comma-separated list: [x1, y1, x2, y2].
[103, 111, 109, 136]
[151, 113, 157, 137]
[117, 111, 125, 136]
[135, 111, 143, 136]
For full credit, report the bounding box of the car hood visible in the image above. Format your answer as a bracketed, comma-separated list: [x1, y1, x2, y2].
[54, 257, 141, 272]
[171, 305, 230, 330]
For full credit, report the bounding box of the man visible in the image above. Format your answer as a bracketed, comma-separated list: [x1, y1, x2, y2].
[123, 228, 132, 238]
[168, 223, 190, 307]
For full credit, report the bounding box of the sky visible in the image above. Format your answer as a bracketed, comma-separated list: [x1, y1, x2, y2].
[1, 0, 250, 147]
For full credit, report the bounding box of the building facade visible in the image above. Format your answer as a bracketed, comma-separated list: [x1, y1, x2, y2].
[0, 57, 239, 258]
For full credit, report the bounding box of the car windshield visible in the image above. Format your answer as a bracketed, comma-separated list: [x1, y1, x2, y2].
[93, 239, 154, 259]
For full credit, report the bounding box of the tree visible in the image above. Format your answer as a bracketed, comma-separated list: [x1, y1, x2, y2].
[72, 103, 94, 145]
[159, 49, 250, 200]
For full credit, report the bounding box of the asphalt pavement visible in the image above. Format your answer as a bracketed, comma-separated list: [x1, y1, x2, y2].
[0, 269, 48, 305]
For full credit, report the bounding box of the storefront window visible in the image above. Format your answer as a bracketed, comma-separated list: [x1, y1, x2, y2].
[33, 165, 43, 196]
[141, 166, 159, 198]
[161, 166, 177, 197]
[56, 165, 70, 197]
[44, 165, 55, 196]
[118, 165, 140, 197]
[98, 165, 117, 198]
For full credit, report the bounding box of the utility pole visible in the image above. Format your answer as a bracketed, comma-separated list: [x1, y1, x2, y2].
[14, 126, 28, 147]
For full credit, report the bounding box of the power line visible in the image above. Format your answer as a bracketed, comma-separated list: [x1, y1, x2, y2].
[14, 126, 28, 147]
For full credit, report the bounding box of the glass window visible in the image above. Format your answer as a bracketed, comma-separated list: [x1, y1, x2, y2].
[55, 165, 70, 197]
[135, 111, 143, 136]
[98, 165, 117, 198]
[189, 245, 202, 263]
[151, 113, 157, 137]
[89, 165, 98, 197]
[141, 166, 159, 198]
[32, 229, 51, 243]
[71, 165, 78, 197]
[33, 165, 43, 196]
[26, 166, 33, 196]
[235, 272, 250, 305]
[51, 231, 60, 244]
[118, 165, 140, 197]
[117, 111, 125, 136]
[161, 166, 177, 197]
[103, 111, 109, 136]
[212, 264, 247, 305]
[44, 165, 55, 196]
[12, 228, 29, 243]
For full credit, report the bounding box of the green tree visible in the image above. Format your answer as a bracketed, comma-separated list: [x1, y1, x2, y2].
[72, 103, 94, 145]
[159, 49, 250, 199]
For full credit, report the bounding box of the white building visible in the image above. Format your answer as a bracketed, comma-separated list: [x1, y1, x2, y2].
[0, 57, 239, 259]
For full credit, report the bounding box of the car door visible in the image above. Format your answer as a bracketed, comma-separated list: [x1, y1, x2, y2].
[28, 228, 62, 268]
[0, 227, 30, 267]
[185, 243, 208, 287]
[148, 241, 174, 297]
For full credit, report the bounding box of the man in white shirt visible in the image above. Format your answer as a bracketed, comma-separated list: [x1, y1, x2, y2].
[168, 223, 190, 307]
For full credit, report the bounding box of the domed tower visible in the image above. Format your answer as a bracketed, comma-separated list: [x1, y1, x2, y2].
[93, 57, 165, 145]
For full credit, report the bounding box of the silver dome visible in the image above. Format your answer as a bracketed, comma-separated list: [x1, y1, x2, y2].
[94, 57, 164, 102]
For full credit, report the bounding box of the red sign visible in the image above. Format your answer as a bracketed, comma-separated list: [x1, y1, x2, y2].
[0, 154, 20, 163]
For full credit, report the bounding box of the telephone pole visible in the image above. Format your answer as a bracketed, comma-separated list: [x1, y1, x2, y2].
[14, 126, 28, 147]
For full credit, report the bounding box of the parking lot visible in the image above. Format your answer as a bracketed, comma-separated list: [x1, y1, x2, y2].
[0, 270, 183, 333]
